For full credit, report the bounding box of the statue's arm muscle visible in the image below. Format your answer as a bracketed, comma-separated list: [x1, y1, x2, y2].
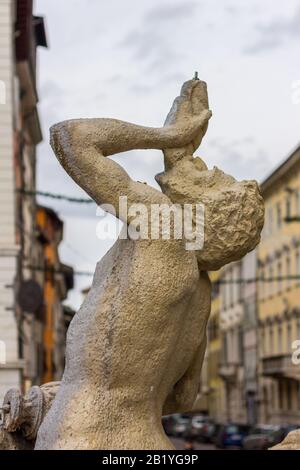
[162, 338, 207, 415]
[50, 119, 171, 219]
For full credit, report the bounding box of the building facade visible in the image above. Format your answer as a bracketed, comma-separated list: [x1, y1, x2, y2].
[206, 271, 225, 422]
[219, 260, 247, 423]
[0, 1, 73, 401]
[258, 145, 300, 425]
[0, 0, 22, 400]
[36, 206, 74, 384]
[194, 272, 223, 415]
[0, 0, 48, 400]
[194, 149, 300, 425]
[242, 250, 259, 425]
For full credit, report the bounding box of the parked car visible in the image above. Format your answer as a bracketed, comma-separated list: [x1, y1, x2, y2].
[172, 414, 191, 437]
[200, 422, 222, 443]
[182, 415, 208, 440]
[243, 424, 300, 450]
[216, 423, 250, 449]
[281, 424, 300, 437]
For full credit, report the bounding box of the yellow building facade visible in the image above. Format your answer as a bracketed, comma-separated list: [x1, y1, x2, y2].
[195, 271, 226, 417]
[258, 145, 300, 424]
[207, 271, 226, 422]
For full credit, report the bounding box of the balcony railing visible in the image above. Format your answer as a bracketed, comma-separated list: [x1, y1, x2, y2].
[262, 354, 300, 379]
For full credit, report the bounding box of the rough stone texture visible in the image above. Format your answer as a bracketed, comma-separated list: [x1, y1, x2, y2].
[271, 429, 300, 450]
[0, 382, 60, 449]
[158, 162, 264, 270]
[0, 427, 33, 450]
[39, 382, 60, 419]
[31, 79, 264, 450]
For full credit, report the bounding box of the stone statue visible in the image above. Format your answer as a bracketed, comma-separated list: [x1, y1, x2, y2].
[0, 382, 59, 449]
[1, 79, 264, 450]
[271, 429, 300, 450]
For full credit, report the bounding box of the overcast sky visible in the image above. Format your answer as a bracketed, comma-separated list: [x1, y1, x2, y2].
[34, 0, 300, 309]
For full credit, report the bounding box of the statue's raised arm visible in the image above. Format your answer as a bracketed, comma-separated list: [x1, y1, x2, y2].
[50, 80, 211, 220]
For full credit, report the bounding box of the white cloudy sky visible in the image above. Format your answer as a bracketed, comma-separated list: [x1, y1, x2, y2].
[34, 0, 300, 309]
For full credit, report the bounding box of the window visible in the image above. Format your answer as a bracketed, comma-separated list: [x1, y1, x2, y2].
[259, 268, 265, 300]
[222, 283, 227, 311]
[286, 256, 291, 289]
[277, 261, 282, 292]
[296, 190, 300, 216]
[271, 383, 276, 408]
[296, 252, 300, 283]
[286, 196, 291, 220]
[260, 328, 265, 356]
[269, 325, 274, 355]
[277, 202, 282, 229]
[209, 316, 219, 341]
[238, 326, 244, 363]
[278, 323, 283, 353]
[269, 265, 273, 297]
[222, 333, 228, 363]
[229, 329, 235, 363]
[229, 329, 234, 363]
[211, 281, 220, 300]
[229, 269, 234, 308]
[267, 206, 273, 235]
[245, 302, 256, 328]
[264, 326, 268, 356]
[238, 265, 243, 303]
[287, 321, 292, 353]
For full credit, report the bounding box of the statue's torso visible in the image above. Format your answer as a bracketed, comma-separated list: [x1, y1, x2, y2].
[36, 237, 211, 449]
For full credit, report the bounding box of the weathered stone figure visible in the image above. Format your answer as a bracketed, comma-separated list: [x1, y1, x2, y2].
[1, 79, 265, 450]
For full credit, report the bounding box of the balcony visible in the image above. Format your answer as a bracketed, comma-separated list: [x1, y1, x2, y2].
[262, 354, 300, 380]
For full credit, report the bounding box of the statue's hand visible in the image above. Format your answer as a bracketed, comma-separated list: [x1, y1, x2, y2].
[185, 109, 212, 139]
[164, 79, 212, 150]
[190, 108, 212, 150]
[165, 109, 212, 148]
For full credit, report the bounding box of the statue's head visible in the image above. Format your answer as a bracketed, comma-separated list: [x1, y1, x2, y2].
[156, 157, 264, 270]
